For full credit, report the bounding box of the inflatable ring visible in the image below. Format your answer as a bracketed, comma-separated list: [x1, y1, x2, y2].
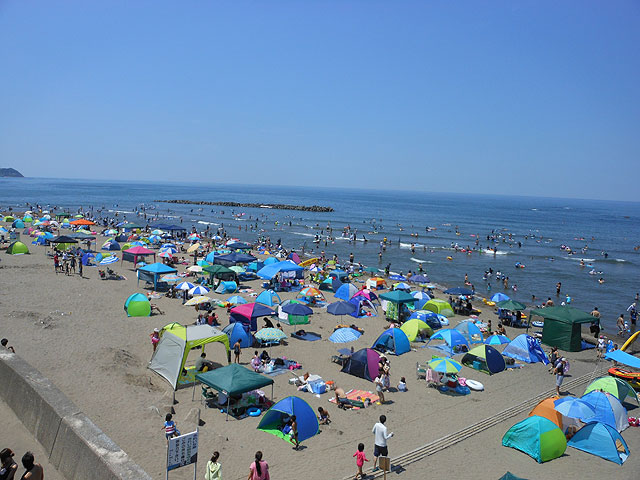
[465, 379, 484, 391]
[532, 321, 544, 328]
[247, 407, 261, 417]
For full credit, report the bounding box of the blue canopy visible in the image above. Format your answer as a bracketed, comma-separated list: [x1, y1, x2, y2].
[137, 263, 177, 290]
[444, 287, 474, 296]
[605, 350, 640, 369]
[427, 328, 469, 356]
[372, 328, 411, 355]
[151, 223, 186, 231]
[258, 396, 319, 443]
[214, 252, 257, 266]
[222, 322, 254, 348]
[257, 260, 304, 280]
[503, 334, 549, 364]
[568, 422, 629, 464]
[329, 269, 349, 281]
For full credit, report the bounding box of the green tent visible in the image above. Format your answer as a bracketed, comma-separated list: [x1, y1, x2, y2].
[203, 264, 236, 281]
[196, 363, 273, 396]
[423, 299, 455, 317]
[502, 415, 566, 463]
[124, 293, 151, 317]
[6, 241, 29, 255]
[531, 306, 595, 352]
[496, 299, 527, 311]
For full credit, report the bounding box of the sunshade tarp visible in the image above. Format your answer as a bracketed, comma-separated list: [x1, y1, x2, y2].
[372, 328, 411, 355]
[604, 350, 640, 369]
[257, 260, 304, 280]
[567, 421, 629, 464]
[502, 415, 567, 463]
[503, 334, 549, 364]
[196, 363, 272, 396]
[258, 396, 319, 443]
[532, 306, 595, 352]
[214, 252, 257, 266]
[149, 323, 230, 390]
[341, 348, 380, 381]
[462, 344, 506, 374]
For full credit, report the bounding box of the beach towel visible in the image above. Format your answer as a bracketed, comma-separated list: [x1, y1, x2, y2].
[329, 389, 379, 409]
[291, 332, 321, 342]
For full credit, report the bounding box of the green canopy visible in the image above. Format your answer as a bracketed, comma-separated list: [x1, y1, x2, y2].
[203, 264, 236, 280]
[531, 306, 595, 352]
[497, 299, 527, 311]
[379, 290, 416, 304]
[195, 363, 273, 396]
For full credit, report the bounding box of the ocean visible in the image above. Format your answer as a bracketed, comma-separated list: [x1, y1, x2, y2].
[1, 177, 639, 332]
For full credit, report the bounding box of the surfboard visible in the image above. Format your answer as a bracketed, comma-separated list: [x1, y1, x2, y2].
[298, 257, 318, 267]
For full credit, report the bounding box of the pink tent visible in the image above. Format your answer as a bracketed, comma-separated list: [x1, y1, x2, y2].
[123, 246, 156, 266]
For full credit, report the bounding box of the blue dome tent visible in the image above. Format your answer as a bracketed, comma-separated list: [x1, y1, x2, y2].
[256, 290, 282, 307]
[454, 320, 484, 344]
[372, 328, 411, 355]
[567, 422, 629, 464]
[427, 328, 469, 356]
[503, 334, 549, 364]
[348, 296, 377, 318]
[222, 322, 254, 348]
[258, 396, 319, 444]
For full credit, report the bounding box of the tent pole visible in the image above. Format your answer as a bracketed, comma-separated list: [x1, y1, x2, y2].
[271, 383, 274, 401]
[226, 396, 230, 422]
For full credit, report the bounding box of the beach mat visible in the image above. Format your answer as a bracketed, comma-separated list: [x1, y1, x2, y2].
[291, 332, 321, 341]
[263, 367, 292, 377]
[329, 389, 379, 409]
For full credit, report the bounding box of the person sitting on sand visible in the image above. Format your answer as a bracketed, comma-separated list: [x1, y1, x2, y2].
[496, 323, 506, 336]
[196, 353, 214, 372]
[317, 407, 330, 424]
[397, 376, 407, 392]
[251, 351, 262, 372]
[150, 303, 164, 315]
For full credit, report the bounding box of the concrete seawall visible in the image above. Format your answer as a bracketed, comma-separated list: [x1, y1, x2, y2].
[0, 351, 152, 480]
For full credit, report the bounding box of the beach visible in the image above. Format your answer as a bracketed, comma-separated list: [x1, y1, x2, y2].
[1, 222, 639, 480]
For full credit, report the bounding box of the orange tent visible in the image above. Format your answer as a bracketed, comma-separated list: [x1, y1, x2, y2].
[69, 219, 96, 226]
[528, 396, 581, 432]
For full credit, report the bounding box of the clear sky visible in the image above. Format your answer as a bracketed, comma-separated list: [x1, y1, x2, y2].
[1, 1, 638, 200]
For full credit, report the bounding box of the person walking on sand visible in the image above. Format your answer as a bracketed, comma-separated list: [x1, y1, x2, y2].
[353, 443, 369, 480]
[233, 340, 241, 364]
[372, 415, 393, 471]
[204, 451, 221, 480]
[374, 375, 385, 404]
[248, 451, 269, 480]
[19, 452, 43, 480]
[290, 415, 300, 450]
[554, 358, 566, 396]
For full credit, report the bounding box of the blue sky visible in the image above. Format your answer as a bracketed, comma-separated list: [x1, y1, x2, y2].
[1, 1, 638, 200]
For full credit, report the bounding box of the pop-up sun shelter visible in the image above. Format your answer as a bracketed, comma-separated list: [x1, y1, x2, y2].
[567, 421, 629, 464]
[196, 364, 273, 421]
[427, 328, 469, 356]
[348, 296, 377, 318]
[123, 293, 151, 317]
[149, 323, 230, 390]
[502, 415, 567, 463]
[137, 262, 177, 290]
[341, 348, 380, 381]
[256, 290, 282, 306]
[6, 241, 29, 255]
[122, 245, 156, 267]
[580, 391, 628, 432]
[531, 306, 595, 352]
[258, 396, 319, 444]
[372, 328, 411, 355]
[423, 299, 455, 317]
[462, 344, 506, 374]
[503, 334, 549, 364]
[454, 320, 484, 345]
[223, 322, 254, 348]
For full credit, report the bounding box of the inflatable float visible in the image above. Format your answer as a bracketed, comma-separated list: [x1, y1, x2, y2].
[465, 379, 484, 391]
[608, 367, 640, 390]
[621, 331, 640, 352]
[446, 256, 453, 261]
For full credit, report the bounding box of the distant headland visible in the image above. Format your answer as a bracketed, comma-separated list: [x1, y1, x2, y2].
[0, 168, 24, 177]
[156, 199, 334, 212]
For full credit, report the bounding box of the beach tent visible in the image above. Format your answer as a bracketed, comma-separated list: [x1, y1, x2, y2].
[341, 348, 380, 381]
[503, 334, 549, 364]
[491, 293, 510, 302]
[348, 296, 377, 318]
[423, 299, 455, 317]
[531, 306, 595, 352]
[408, 310, 445, 330]
[427, 328, 469, 356]
[502, 415, 567, 463]
[137, 263, 177, 290]
[328, 269, 349, 282]
[222, 322, 254, 348]
[334, 283, 358, 301]
[580, 391, 628, 432]
[101, 240, 121, 251]
[203, 264, 237, 282]
[215, 281, 238, 294]
[256, 290, 282, 307]
[196, 364, 274, 420]
[353, 288, 378, 303]
[214, 252, 257, 266]
[6, 241, 29, 255]
[372, 328, 411, 355]
[528, 397, 581, 432]
[498, 474, 527, 480]
[567, 422, 629, 464]
[287, 251, 301, 264]
[366, 277, 386, 290]
[257, 260, 304, 280]
[149, 323, 230, 390]
[400, 318, 433, 342]
[258, 396, 319, 444]
[263, 256, 278, 265]
[230, 302, 275, 332]
[123, 293, 151, 317]
[462, 344, 506, 374]
[122, 246, 156, 267]
[584, 377, 638, 404]
[12, 219, 25, 229]
[454, 320, 484, 344]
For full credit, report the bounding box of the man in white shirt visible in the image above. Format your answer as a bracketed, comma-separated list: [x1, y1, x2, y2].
[372, 415, 394, 471]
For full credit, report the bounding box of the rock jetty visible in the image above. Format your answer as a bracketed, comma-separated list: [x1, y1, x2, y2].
[156, 199, 334, 212]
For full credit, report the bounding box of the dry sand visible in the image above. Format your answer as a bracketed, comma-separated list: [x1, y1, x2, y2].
[1, 237, 639, 480]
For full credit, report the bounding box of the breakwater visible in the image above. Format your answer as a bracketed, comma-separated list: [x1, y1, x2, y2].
[156, 199, 334, 212]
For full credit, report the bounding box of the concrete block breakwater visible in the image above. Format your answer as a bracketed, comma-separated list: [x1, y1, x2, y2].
[156, 199, 334, 212]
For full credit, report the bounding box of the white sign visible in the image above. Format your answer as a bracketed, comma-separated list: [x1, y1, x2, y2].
[167, 430, 199, 471]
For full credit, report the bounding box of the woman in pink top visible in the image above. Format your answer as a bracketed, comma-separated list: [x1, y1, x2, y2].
[248, 451, 269, 480]
[353, 443, 369, 479]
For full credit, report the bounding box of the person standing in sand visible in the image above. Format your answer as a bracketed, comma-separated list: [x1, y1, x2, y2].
[247, 451, 269, 480]
[233, 340, 241, 363]
[372, 415, 393, 471]
[204, 451, 221, 480]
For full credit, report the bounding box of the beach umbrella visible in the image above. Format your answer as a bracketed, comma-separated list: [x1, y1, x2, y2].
[184, 295, 211, 306]
[329, 327, 362, 343]
[161, 243, 177, 249]
[159, 246, 178, 254]
[553, 397, 596, 420]
[151, 229, 164, 235]
[497, 299, 527, 311]
[227, 295, 247, 305]
[187, 233, 200, 241]
[187, 243, 201, 253]
[255, 328, 287, 343]
[485, 334, 511, 345]
[148, 235, 161, 243]
[428, 357, 462, 374]
[158, 251, 174, 258]
[99, 256, 119, 265]
[444, 287, 474, 296]
[327, 300, 357, 316]
[189, 285, 210, 296]
[389, 274, 406, 281]
[584, 377, 638, 404]
[282, 303, 313, 316]
[160, 274, 181, 283]
[187, 265, 203, 273]
[299, 287, 323, 298]
[176, 281, 195, 291]
[491, 293, 511, 303]
[409, 274, 430, 284]
[393, 282, 411, 291]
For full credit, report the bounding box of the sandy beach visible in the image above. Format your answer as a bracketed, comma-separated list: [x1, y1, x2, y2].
[1, 231, 639, 480]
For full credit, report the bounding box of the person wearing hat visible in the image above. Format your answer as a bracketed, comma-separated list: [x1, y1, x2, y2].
[554, 358, 567, 396]
[150, 328, 160, 352]
[597, 335, 606, 359]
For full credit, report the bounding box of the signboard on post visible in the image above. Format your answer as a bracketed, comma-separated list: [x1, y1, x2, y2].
[167, 430, 199, 478]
